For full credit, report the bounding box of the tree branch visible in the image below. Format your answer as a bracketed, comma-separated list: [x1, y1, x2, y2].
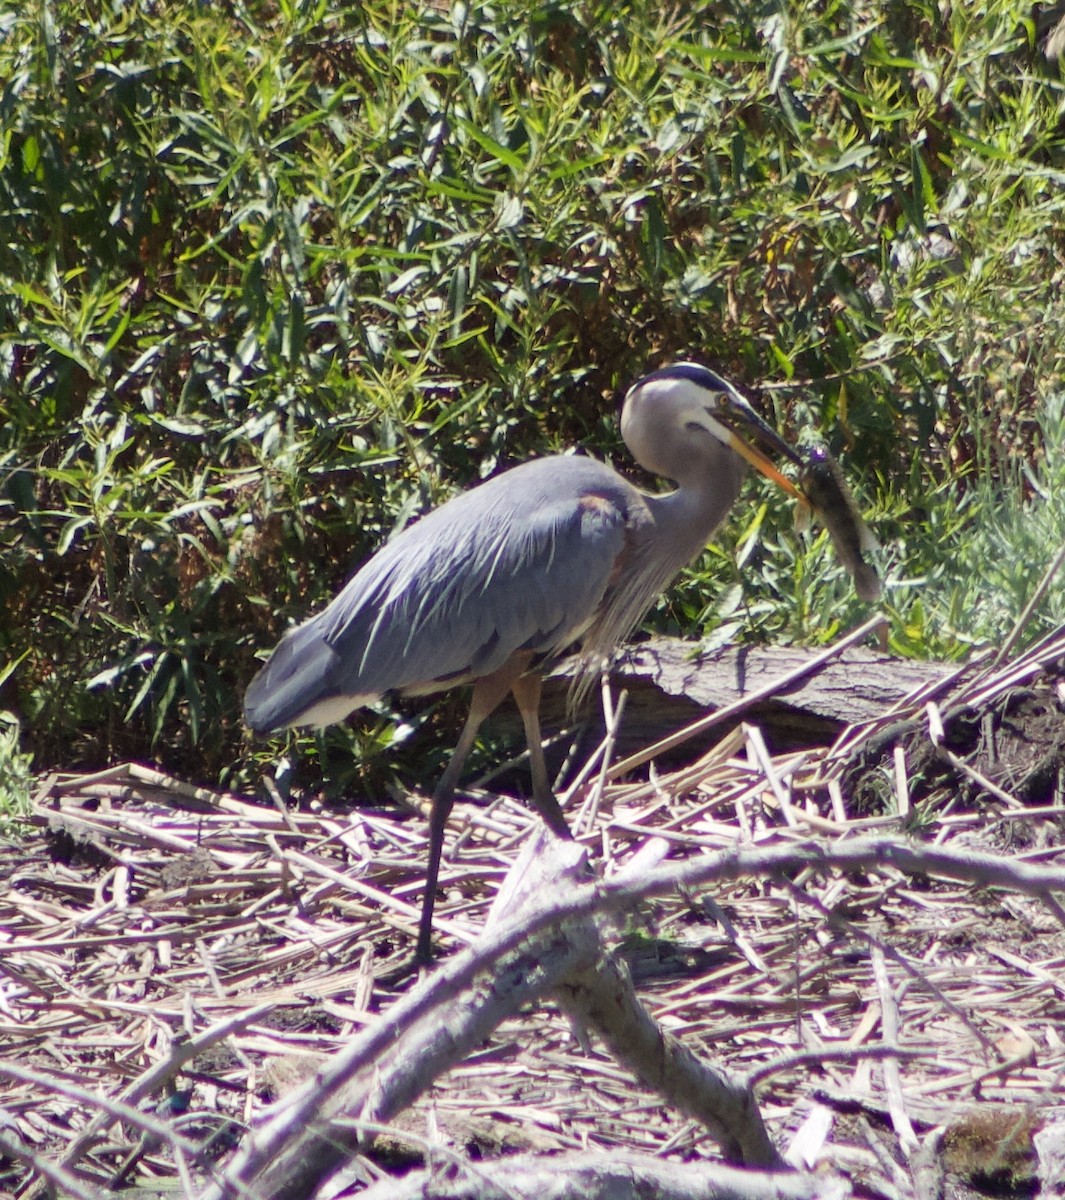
[356, 1148, 847, 1200]
[208, 832, 1063, 1200]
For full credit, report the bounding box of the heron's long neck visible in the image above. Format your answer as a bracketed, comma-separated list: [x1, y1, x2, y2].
[574, 463, 746, 692]
[645, 467, 746, 571]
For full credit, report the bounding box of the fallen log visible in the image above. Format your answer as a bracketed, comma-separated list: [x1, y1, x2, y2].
[490, 636, 961, 764]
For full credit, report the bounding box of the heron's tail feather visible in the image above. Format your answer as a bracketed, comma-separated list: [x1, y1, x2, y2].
[243, 621, 365, 732]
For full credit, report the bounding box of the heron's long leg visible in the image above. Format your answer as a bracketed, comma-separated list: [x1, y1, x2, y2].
[510, 672, 572, 840]
[416, 660, 529, 962]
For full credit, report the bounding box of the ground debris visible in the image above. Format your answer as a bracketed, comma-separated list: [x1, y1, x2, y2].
[3, 631, 1065, 1198]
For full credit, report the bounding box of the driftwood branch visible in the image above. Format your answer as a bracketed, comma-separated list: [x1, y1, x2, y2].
[211, 836, 782, 1200]
[207, 829, 1065, 1200]
[211, 924, 597, 1199]
[355, 1148, 848, 1200]
[503, 832, 779, 1167]
[599, 836, 1065, 924]
[208, 838, 592, 1200]
[557, 924, 772, 1165]
[473, 836, 1065, 939]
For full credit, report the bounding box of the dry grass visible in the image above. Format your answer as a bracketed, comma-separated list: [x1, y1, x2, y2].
[3, 629, 1065, 1196]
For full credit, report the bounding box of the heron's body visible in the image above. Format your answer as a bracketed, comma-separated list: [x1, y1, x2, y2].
[245, 363, 800, 960]
[243, 453, 745, 734]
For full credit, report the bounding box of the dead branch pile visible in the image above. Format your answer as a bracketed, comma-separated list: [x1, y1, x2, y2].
[2, 625, 1065, 1199]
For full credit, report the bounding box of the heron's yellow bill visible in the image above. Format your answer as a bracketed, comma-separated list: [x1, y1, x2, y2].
[726, 432, 803, 499]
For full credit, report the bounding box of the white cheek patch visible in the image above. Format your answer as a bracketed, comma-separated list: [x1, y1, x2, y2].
[685, 408, 733, 446]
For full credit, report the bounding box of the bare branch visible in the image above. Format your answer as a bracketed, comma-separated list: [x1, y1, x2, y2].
[212, 836, 781, 1200]
[594, 837, 1065, 924]
[209, 842, 598, 1200]
[354, 1148, 848, 1200]
[0, 1129, 108, 1200]
[557, 940, 777, 1167]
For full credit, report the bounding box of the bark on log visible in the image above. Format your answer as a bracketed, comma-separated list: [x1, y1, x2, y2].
[490, 638, 959, 762]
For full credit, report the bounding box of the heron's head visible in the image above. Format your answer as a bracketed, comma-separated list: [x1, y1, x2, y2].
[621, 362, 801, 494]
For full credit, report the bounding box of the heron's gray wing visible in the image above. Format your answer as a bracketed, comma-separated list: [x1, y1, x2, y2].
[322, 459, 631, 695]
[243, 457, 633, 732]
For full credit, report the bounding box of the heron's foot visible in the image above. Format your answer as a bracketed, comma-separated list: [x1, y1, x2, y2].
[533, 789, 573, 840]
[414, 929, 436, 966]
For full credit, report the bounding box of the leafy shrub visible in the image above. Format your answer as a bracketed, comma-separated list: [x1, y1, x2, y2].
[1, 0, 1063, 789]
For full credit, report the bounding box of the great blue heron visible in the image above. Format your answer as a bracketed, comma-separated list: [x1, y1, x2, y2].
[244, 363, 802, 960]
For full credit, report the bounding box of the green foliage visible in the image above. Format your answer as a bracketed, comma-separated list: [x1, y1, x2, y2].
[0, 656, 33, 823]
[1, 0, 1064, 788]
[0, 711, 33, 826]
